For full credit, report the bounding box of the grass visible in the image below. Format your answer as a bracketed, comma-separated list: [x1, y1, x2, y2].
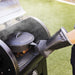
[19, 0, 75, 75]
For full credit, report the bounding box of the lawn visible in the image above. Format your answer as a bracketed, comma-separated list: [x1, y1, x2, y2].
[19, 0, 75, 75]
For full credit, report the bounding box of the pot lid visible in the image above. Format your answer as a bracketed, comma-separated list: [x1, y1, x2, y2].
[7, 32, 34, 46]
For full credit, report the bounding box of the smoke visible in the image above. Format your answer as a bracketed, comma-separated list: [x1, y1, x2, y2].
[0, 17, 50, 42]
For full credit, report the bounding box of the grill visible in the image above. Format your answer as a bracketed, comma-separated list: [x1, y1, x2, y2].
[0, 16, 71, 75]
[0, 0, 72, 75]
[0, 17, 50, 75]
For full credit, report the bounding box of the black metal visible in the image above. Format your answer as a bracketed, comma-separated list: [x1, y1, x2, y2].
[31, 58, 47, 75]
[0, 17, 50, 75]
[19, 55, 47, 75]
[0, 16, 72, 75]
[0, 40, 19, 75]
[35, 58, 47, 75]
[46, 28, 71, 50]
[6, 32, 34, 52]
[37, 28, 71, 57]
[0, 17, 50, 42]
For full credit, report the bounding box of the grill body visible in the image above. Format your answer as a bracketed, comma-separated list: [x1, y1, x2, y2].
[0, 17, 50, 75]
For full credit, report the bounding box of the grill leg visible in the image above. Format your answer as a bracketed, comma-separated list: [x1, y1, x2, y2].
[33, 58, 48, 75]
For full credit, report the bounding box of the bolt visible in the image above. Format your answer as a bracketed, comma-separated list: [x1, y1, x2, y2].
[8, 69, 11, 72]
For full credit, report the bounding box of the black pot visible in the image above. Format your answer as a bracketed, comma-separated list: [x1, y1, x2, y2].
[6, 32, 34, 53]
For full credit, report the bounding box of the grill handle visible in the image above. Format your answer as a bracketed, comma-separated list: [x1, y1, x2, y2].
[37, 28, 71, 57]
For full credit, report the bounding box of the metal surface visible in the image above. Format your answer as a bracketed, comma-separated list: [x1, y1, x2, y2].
[7, 32, 34, 46]
[6, 32, 34, 52]
[0, 40, 19, 75]
[0, 16, 50, 41]
[0, 16, 50, 75]
[29, 58, 47, 75]
[37, 28, 71, 57]
[46, 28, 71, 50]
[0, 0, 25, 24]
